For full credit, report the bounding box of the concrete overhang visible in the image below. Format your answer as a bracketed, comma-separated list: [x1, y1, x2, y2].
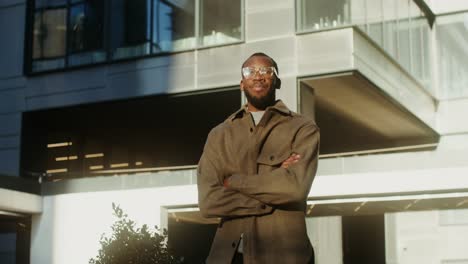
[167, 190, 468, 224]
[297, 27, 439, 155]
[167, 166, 468, 222]
[0, 176, 42, 215]
[300, 71, 439, 155]
[0, 188, 42, 215]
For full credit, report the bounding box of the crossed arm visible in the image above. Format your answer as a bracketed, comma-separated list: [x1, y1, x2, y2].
[197, 124, 319, 218]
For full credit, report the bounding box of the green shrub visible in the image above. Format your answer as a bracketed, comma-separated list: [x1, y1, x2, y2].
[89, 203, 182, 264]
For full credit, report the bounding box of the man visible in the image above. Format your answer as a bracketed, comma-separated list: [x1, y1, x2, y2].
[197, 52, 320, 264]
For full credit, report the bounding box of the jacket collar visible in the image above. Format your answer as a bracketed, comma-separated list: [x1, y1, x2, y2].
[230, 100, 291, 121]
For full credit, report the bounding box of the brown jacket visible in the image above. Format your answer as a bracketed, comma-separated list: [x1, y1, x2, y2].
[197, 100, 320, 264]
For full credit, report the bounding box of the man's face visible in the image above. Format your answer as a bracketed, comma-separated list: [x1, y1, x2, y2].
[240, 56, 277, 111]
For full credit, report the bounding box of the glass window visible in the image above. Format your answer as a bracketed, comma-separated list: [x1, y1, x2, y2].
[28, 0, 244, 73]
[297, 0, 350, 32]
[295, 0, 432, 95]
[32, 8, 67, 71]
[397, 0, 410, 72]
[110, 0, 152, 59]
[154, 0, 196, 52]
[436, 12, 468, 99]
[68, 0, 106, 66]
[35, 0, 66, 8]
[21, 89, 241, 180]
[350, 0, 365, 32]
[382, 0, 398, 58]
[200, 0, 242, 46]
[367, 0, 383, 46]
[409, 2, 431, 91]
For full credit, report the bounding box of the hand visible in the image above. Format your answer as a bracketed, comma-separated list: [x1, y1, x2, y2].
[223, 177, 230, 188]
[281, 153, 301, 168]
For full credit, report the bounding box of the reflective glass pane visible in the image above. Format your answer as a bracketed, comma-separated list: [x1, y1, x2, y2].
[436, 13, 468, 99]
[32, 9, 66, 59]
[350, 0, 365, 31]
[397, 0, 410, 72]
[68, 1, 106, 66]
[110, 0, 151, 59]
[32, 8, 66, 71]
[298, 0, 350, 31]
[383, 1, 398, 58]
[35, 0, 66, 8]
[367, 0, 383, 45]
[409, 2, 431, 91]
[200, 0, 241, 46]
[155, 0, 195, 52]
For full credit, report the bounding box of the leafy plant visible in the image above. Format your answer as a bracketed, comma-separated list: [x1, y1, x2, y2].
[89, 203, 182, 264]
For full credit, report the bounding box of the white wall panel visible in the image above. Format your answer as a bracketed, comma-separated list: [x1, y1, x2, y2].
[246, 0, 292, 11]
[0, 76, 26, 91]
[243, 36, 297, 77]
[25, 86, 107, 110]
[0, 135, 20, 150]
[388, 210, 468, 264]
[0, 149, 20, 176]
[318, 147, 468, 176]
[438, 134, 468, 150]
[429, 0, 468, 14]
[108, 53, 196, 97]
[0, 88, 25, 113]
[0, 113, 21, 135]
[0, 2, 25, 78]
[297, 28, 354, 76]
[437, 98, 468, 134]
[276, 76, 298, 112]
[197, 45, 243, 89]
[306, 216, 343, 264]
[30, 185, 198, 264]
[439, 225, 468, 260]
[25, 68, 107, 98]
[311, 166, 468, 198]
[0, 187, 41, 213]
[246, 3, 295, 41]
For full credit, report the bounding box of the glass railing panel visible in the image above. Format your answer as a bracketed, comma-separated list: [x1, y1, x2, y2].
[366, 0, 383, 46]
[435, 12, 468, 99]
[382, 1, 398, 59]
[297, 0, 433, 95]
[296, 0, 352, 32]
[409, 5, 432, 92]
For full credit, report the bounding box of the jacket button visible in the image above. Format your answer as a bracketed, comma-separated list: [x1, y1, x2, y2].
[250, 128, 253, 132]
[232, 242, 236, 248]
[270, 155, 274, 161]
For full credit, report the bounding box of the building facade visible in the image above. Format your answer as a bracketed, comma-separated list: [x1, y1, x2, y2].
[1, 0, 468, 263]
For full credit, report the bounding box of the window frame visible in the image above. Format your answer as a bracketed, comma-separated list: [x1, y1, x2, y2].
[24, 0, 245, 75]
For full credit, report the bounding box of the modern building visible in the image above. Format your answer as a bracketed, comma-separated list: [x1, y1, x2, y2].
[1, 0, 468, 263]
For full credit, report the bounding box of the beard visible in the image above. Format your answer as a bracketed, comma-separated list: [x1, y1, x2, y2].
[243, 86, 276, 110]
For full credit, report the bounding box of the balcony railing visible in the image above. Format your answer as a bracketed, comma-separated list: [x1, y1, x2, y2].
[296, 0, 433, 95]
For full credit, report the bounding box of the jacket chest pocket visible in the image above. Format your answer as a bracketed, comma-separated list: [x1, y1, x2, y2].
[256, 149, 291, 174]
